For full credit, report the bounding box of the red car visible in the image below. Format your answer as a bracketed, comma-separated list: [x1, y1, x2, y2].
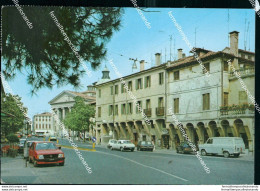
[29, 141, 65, 167]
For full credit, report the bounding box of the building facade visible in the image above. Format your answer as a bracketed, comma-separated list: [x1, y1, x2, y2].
[49, 85, 96, 137]
[33, 112, 53, 136]
[95, 31, 255, 153]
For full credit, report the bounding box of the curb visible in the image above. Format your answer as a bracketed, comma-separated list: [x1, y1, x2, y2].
[61, 145, 96, 152]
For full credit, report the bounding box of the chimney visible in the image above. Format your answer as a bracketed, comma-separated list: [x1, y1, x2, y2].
[140, 60, 145, 71]
[229, 31, 239, 57]
[178, 49, 183, 59]
[229, 31, 239, 69]
[182, 53, 186, 58]
[155, 53, 161, 66]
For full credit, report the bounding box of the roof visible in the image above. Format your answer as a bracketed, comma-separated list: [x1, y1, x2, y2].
[68, 91, 96, 100]
[223, 47, 255, 55]
[34, 112, 52, 117]
[95, 63, 166, 87]
[167, 51, 234, 70]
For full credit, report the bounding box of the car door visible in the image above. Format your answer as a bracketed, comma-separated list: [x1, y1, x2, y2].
[205, 138, 214, 153]
[114, 141, 120, 150]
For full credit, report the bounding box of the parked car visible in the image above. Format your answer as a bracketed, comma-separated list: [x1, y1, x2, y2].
[199, 137, 245, 158]
[23, 140, 34, 159]
[137, 141, 154, 151]
[107, 139, 117, 149]
[19, 139, 26, 153]
[29, 141, 65, 167]
[111, 140, 135, 152]
[176, 142, 196, 154]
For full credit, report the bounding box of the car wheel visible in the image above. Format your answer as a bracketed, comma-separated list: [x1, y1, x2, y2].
[201, 149, 207, 156]
[137, 147, 140, 151]
[131, 149, 134, 152]
[33, 160, 38, 167]
[176, 149, 179, 153]
[223, 151, 230, 158]
[120, 147, 124, 152]
[59, 162, 65, 166]
[234, 153, 240, 158]
[110, 147, 113, 151]
[29, 157, 32, 163]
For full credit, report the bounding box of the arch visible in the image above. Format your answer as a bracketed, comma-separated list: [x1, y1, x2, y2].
[197, 122, 209, 143]
[221, 120, 233, 137]
[208, 121, 220, 137]
[234, 119, 250, 149]
[186, 123, 199, 145]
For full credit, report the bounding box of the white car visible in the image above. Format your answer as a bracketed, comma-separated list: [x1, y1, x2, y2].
[111, 140, 135, 152]
[199, 137, 245, 158]
[107, 139, 117, 149]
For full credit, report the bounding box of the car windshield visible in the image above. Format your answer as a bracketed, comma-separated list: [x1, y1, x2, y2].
[147, 141, 152, 145]
[20, 140, 26, 144]
[123, 140, 131, 144]
[50, 139, 57, 141]
[35, 142, 57, 150]
[141, 141, 146, 145]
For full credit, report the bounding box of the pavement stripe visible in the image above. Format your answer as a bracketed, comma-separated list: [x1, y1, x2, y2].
[94, 150, 188, 182]
[61, 145, 96, 152]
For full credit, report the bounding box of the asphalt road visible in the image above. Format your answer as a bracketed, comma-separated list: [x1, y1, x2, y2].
[1, 137, 254, 184]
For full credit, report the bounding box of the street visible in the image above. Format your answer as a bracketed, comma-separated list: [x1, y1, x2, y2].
[1, 137, 254, 184]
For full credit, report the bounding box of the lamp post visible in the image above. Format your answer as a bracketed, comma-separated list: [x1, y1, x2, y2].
[24, 119, 28, 138]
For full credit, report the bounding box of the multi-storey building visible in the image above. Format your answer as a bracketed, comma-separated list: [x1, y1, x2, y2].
[95, 31, 255, 153]
[49, 85, 96, 137]
[33, 112, 53, 135]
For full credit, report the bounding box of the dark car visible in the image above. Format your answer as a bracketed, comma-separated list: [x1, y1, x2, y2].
[176, 142, 197, 154]
[137, 141, 154, 151]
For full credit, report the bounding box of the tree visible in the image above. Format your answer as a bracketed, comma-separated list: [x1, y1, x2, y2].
[2, 7, 123, 94]
[1, 93, 26, 136]
[63, 97, 95, 141]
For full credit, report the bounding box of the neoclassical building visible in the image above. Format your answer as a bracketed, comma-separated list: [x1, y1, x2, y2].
[33, 112, 53, 135]
[49, 85, 96, 137]
[95, 31, 255, 153]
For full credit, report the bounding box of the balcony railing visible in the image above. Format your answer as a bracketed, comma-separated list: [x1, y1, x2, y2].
[143, 108, 152, 117]
[229, 67, 255, 78]
[156, 107, 165, 116]
[220, 104, 255, 116]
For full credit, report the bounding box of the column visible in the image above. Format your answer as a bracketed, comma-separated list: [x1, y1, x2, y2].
[62, 108, 66, 120]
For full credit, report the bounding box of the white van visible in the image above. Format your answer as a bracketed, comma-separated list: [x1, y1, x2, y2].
[199, 137, 245, 158]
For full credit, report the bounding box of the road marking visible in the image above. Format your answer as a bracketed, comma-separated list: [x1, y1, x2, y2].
[61, 145, 96, 152]
[94, 150, 188, 182]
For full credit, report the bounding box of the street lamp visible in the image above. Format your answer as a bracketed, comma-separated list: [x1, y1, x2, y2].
[24, 119, 29, 138]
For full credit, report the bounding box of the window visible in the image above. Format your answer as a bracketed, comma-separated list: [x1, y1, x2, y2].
[241, 54, 245, 58]
[39, 117, 41, 121]
[121, 84, 126, 93]
[203, 63, 210, 73]
[224, 61, 228, 71]
[36, 124, 38, 129]
[109, 105, 113, 116]
[146, 99, 151, 109]
[144, 76, 151, 88]
[174, 98, 179, 114]
[174, 71, 180, 80]
[98, 89, 101, 98]
[239, 91, 247, 104]
[248, 55, 252, 60]
[114, 105, 118, 115]
[98, 107, 101, 117]
[36, 117, 37, 121]
[110, 86, 114, 95]
[39, 124, 41, 129]
[158, 97, 164, 107]
[49, 124, 51, 129]
[203, 93, 210, 110]
[128, 81, 132, 91]
[136, 78, 143, 90]
[159, 72, 164, 85]
[115, 85, 118, 94]
[207, 139, 213, 144]
[127, 103, 133, 114]
[121, 104, 126, 115]
[136, 101, 142, 113]
[49, 117, 51, 121]
[224, 92, 229, 106]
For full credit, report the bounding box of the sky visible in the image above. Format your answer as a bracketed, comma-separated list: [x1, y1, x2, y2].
[2, 8, 255, 119]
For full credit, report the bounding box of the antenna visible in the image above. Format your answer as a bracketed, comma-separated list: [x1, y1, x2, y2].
[173, 36, 176, 60]
[165, 48, 167, 63]
[195, 27, 197, 47]
[246, 21, 250, 51]
[129, 58, 138, 72]
[227, 9, 230, 46]
[169, 35, 172, 61]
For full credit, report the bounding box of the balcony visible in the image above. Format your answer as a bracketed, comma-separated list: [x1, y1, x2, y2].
[229, 67, 255, 78]
[156, 107, 165, 116]
[220, 104, 255, 116]
[143, 108, 152, 117]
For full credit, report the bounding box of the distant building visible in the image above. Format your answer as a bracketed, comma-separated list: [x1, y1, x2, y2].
[33, 112, 53, 136]
[49, 84, 96, 137]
